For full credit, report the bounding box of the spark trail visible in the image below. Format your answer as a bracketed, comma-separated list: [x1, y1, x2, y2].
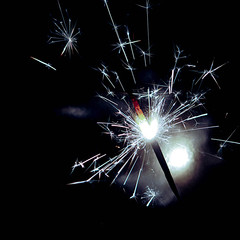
[104, 0, 129, 63]
[138, 0, 151, 65]
[195, 60, 228, 89]
[211, 128, 240, 155]
[30, 56, 56, 71]
[104, 0, 137, 84]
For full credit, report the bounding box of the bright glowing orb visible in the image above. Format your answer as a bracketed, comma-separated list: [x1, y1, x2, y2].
[168, 146, 190, 168]
[139, 118, 158, 140]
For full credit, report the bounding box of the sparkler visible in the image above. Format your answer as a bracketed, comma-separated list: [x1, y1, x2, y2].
[30, 0, 236, 207]
[66, 0, 228, 205]
[68, 0, 234, 205]
[65, 0, 234, 206]
[70, 80, 210, 203]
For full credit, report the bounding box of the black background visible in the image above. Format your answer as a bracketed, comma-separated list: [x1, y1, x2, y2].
[15, 0, 239, 237]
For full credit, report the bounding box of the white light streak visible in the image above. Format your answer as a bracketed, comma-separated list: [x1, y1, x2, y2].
[211, 128, 240, 155]
[211, 139, 240, 145]
[169, 46, 186, 94]
[30, 56, 56, 71]
[104, 0, 129, 63]
[96, 64, 115, 88]
[137, 0, 151, 65]
[195, 60, 228, 89]
[122, 60, 136, 84]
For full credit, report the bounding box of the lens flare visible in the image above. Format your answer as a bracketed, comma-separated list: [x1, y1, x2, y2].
[168, 146, 190, 168]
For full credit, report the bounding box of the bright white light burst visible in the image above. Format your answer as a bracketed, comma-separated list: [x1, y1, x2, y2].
[139, 118, 158, 140]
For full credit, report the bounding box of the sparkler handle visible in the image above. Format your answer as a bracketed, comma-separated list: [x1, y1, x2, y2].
[151, 141, 181, 201]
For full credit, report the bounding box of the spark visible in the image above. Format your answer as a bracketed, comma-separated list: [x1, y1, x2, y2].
[211, 139, 240, 145]
[211, 128, 240, 155]
[141, 186, 158, 207]
[137, 0, 151, 64]
[137, 46, 151, 67]
[104, 0, 129, 64]
[69, 153, 108, 184]
[126, 26, 136, 60]
[112, 71, 125, 92]
[112, 40, 141, 56]
[122, 60, 137, 84]
[130, 156, 145, 199]
[169, 46, 186, 94]
[96, 64, 115, 88]
[30, 56, 56, 71]
[195, 60, 228, 89]
[48, 0, 81, 57]
[104, 0, 140, 85]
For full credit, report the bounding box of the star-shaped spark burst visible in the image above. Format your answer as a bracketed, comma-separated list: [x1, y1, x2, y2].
[48, 0, 81, 57]
[195, 60, 228, 89]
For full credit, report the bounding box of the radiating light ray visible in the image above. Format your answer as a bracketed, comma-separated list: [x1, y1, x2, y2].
[104, 0, 129, 64]
[172, 125, 219, 133]
[112, 40, 141, 55]
[71, 154, 107, 173]
[112, 71, 125, 92]
[96, 64, 116, 88]
[137, 0, 151, 65]
[30, 56, 56, 71]
[194, 60, 228, 89]
[211, 128, 240, 155]
[136, 45, 152, 67]
[211, 139, 240, 145]
[169, 46, 186, 94]
[130, 156, 145, 199]
[121, 60, 137, 84]
[126, 26, 136, 60]
[104, 0, 140, 85]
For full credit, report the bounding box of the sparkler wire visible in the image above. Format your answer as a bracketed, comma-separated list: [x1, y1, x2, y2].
[151, 141, 181, 200]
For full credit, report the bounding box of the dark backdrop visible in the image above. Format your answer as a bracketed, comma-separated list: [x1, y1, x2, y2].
[15, 0, 239, 237]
